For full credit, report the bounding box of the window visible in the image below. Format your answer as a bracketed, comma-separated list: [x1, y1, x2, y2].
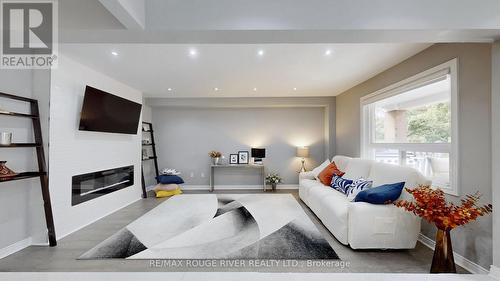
[361, 59, 459, 195]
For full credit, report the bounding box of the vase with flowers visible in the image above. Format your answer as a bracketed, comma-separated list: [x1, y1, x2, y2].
[265, 173, 282, 191]
[208, 151, 222, 165]
[396, 186, 492, 273]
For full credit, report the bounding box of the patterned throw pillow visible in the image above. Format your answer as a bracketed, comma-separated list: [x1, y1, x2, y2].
[317, 162, 345, 186]
[346, 178, 373, 201]
[330, 175, 353, 194]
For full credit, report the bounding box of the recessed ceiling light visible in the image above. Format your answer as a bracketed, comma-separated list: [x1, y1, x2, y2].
[111, 51, 118, 56]
[253, 87, 258, 92]
[325, 49, 333, 56]
[214, 87, 219, 91]
[293, 88, 297, 91]
[189, 48, 198, 57]
[257, 49, 265, 56]
[167, 88, 172, 91]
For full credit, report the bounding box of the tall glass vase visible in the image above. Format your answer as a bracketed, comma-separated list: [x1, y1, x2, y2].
[430, 228, 456, 273]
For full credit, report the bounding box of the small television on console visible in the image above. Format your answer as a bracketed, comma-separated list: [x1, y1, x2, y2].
[79, 86, 142, 134]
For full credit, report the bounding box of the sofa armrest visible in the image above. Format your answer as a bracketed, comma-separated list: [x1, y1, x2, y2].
[299, 171, 316, 181]
[348, 202, 421, 249]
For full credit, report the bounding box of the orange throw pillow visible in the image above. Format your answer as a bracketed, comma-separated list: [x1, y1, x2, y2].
[317, 162, 345, 186]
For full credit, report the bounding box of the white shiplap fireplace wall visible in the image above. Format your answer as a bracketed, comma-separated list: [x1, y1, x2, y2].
[49, 55, 144, 240]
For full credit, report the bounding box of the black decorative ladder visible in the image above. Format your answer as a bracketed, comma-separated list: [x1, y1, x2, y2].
[0, 92, 57, 246]
[141, 122, 159, 198]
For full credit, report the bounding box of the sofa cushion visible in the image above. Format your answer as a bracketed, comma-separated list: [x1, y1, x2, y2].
[354, 182, 405, 204]
[343, 158, 373, 180]
[317, 190, 350, 245]
[307, 184, 337, 217]
[317, 162, 345, 186]
[298, 179, 322, 204]
[331, 155, 351, 171]
[368, 162, 424, 189]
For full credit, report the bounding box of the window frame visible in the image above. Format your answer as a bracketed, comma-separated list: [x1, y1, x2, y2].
[360, 58, 459, 196]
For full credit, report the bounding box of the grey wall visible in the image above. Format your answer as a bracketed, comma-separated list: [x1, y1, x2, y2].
[151, 105, 328, 187]
[492, 41, 500, 270]
[0, 69, 50, 252]
[335, 43, 492, 269]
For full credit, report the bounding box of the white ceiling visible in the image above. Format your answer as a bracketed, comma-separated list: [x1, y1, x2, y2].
[60, 43, 431, 98]
[58, 0, 500, 44]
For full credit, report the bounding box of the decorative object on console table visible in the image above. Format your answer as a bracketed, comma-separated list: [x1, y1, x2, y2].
[238, 151, 249, 164]
[296, 146, 309, 172]
[141, 122, 160, 198]
[229, 154, 238, 164]
[0, 92, 56, 246]
[208, 150, 222, 165]
[1, 132, 12, 145]
[266, 173, 282, 191]
[396, 186, 492, 273]
[251, 148, 266, 165]
[0, 161, 17, 179]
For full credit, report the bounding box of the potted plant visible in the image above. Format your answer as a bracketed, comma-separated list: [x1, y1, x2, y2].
[266, 173, 282, 191]
[396, 186, 492, 273]
[208, 151, 222, 165]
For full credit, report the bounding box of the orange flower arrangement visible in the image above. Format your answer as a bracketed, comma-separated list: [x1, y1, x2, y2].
[396, 186, 492, 231]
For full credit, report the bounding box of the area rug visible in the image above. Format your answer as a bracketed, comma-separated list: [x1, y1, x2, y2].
[79, 194, 339, 260]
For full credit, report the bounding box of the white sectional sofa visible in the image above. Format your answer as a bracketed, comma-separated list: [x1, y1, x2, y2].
[299, 155, 431, 249]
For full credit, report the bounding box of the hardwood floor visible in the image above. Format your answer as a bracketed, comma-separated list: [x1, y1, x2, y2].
[0, 190, 467, 273]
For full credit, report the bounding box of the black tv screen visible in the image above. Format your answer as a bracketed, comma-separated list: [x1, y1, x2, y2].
[79, 86, 142, 134]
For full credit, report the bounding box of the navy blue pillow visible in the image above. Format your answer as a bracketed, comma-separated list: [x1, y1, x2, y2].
[156, 175, 185, 184]
[354, 182, 405, 204]
[330, 175, 353, 194]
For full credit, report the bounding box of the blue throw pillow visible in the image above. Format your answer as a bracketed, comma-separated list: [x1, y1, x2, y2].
[354, 182, 405, 204]
[330, 175, 353, 194]
[156, 175, 185, 185]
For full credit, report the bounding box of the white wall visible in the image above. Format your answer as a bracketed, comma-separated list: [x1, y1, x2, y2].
[492, 41, 500, 273]
[0, 69, 50, 255]
[49, 55, 143, 239]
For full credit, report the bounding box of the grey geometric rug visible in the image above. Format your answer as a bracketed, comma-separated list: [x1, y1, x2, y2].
[79, 194, 339, 260]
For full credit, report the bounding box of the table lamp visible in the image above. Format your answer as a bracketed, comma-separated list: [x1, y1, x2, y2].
[251, 148, 266, 165]
[296, 146, 309, 172]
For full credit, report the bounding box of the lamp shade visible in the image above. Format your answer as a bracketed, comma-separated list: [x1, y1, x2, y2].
[251, 148, 266, 158]
[296, 146, 310, 158]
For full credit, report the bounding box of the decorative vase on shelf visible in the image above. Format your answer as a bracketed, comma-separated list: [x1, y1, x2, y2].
[271, 183, 277, 191]
[212, 157, 220, 165]
[0, 161, 17, 179]
[431, 229, 456, 273]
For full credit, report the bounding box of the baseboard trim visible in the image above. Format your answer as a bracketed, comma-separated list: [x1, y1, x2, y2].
[490, 265, 500, 280]
[182, 184, 299, 191]
[418, 233, 489, 274]
[0, 237, 32, 259]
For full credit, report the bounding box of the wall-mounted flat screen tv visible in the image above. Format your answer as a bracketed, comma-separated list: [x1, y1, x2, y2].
[79, 86, 142, 134]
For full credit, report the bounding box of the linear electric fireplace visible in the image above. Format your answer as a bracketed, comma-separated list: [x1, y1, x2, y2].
[72, 166, 134, 206]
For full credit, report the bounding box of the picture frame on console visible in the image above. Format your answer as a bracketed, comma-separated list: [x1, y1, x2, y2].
[238, 151, 249, 164]
[229, 154, 238, 164]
